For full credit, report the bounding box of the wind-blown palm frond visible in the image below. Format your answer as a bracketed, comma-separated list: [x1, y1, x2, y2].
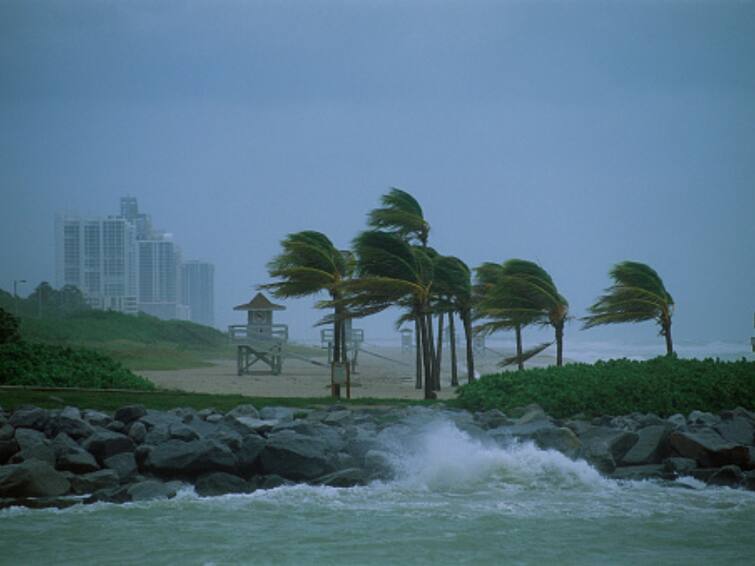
[582, 261, 674, 355]
[367, 188, 430, 246]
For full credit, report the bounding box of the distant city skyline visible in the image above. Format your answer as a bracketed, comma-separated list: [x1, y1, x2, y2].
[1, 1, 753, 350]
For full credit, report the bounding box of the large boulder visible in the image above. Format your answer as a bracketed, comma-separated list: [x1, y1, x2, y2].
[0, 460, 70, 497]
[237, 434, 266, 473]
[11, 429, 55, 466]
[114, 405, 147, 424]
[82, 410, 112, 428]
[0, 423, 14, 441]
[714, 417, 754, 447]
[669, 430, 750, 468]
[688, 411, 719, 428]
[128, 422, 147, 444]
[663, 457, 697, 476]
[578, 427, 639, 473]
[9, 408, 49, 431]
[57, 448, 100, 474]
[619, 425, 672, 466]
[169, 423, 200, 442]
[104, 452, 138, 481]
[227, 405, 260, 419]
[260, 430, 332, 480]
[48, 407, 94, 440]
[194, 472, 253, 496]
[707, 465, 744, 487]
[145, 439, 237, 476]
[0, 440, 19, 465]
[127, 480, 183, 501]
[70, 469, 120, 495]
[83, 430, 135, 463]
[313, 467, 366, 487]
[610, 465, 670, 481]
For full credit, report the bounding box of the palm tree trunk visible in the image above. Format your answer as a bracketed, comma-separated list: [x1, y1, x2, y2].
[515, 324, 524, 371]
[419, 312, 434, 400]
[449, 313, 458, 387]
[333, 311, 342, 398]
[663, 319, 673, 356]
[426, 313, 435, 381]
[555, 322, 564, 367]
[415, 317, 422, 389]
[434, 312, 444, 391]
[461, 309, 475, 384]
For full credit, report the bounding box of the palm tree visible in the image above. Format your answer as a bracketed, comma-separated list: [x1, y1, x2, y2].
[433, 255, 475, 385]
[583, 261, 675, 356]
[367, 188, 431, 389]
[336, 230, 436, 400]
[482, 260, 569, 366]
[261, 230, 350, 370]
[474, 260, 547, 370]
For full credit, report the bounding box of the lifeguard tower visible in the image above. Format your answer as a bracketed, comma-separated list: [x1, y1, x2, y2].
[321, 318, 364, 373]
[228, 292, 289, 375]
[400, 328, 414, 353]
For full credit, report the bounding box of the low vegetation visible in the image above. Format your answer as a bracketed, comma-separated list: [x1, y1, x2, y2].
[0, 341, 155, 391]
[456, 356, 755, 418]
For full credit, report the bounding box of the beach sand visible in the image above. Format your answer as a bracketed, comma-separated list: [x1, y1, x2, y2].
[139, 345, 556, 400]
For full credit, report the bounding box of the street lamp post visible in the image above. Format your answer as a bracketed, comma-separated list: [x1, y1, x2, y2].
[13, 279, 27, 317]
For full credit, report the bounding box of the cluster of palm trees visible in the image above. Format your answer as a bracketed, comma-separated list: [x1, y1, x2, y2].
[262, 189, 675, 400]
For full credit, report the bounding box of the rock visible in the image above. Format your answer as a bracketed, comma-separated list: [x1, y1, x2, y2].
[127, 480, 182, 501]
[83, 410, 112, 427]
[82, 430, 135, 463]
[144, 425, 171, 445]
[363, 449, 393, 480]
[667, 414, 687, 430]
[13, 428, 48, 452]
[611, 465, 670, 481]
[531, 426, 582, 459]
[0, 440, 19, 465]
[669, 430, 750, 468]
[208, 429, 243, 451]
[169, 423, 200, 442]
[197, 408, 217, 420]
[620, 425, 672, 466]
[195, 472, 252, 496]
[103, 452, 138, 481]
[0, 460, 70, 497]
[106, 421, 127, 434]
[70, 469, 120, 495]
[0, 423, 14, 441]
[475, 409, 513, 429]
[9, 407, 49, 431]
[610, 415, 640, 431]
[227, 405, 259, 419]
[688, 411, 719, 428]
[578, 427, 639, 473]
[663, 457, 697, 475]
[323, 410, 352, 426]
[707, 465, 744, 487]
[260, 430, 332, 480]
[732, 407, 755, 423]
[145, 439, 237, 476]
[237, 434, 266, 473]
[254, 475, 288, 490]
[745, 471, 755, 491]
[223, 415, 276, 436]
[714, 417, 754, 446]
[688, 468, 720, 482]
[88, 485, 131, 503]
[57, 448, 100, 474]
[259, 406, 295, 421]
[48, 407, 94, 439]
[314, 467, 366, 487]
[206, 414, 222, 424]
[51, 432, 80, 457]
[134, 444, 152, 468]
[114, 405, 147, 424]
[128, 421, 147, 444]
[515, 404, 551, 425]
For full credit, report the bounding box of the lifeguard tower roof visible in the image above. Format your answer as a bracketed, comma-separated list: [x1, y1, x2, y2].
[233, 292, 286, 312]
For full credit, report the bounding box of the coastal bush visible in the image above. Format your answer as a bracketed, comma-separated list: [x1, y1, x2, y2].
[455, 357, 755, 418]
[0, 342, 155, 390]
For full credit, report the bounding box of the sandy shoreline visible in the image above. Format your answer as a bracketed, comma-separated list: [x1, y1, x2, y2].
[138, 346, 556, 400]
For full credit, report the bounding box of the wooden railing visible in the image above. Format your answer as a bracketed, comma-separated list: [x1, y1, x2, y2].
[228, 324, 289, 344]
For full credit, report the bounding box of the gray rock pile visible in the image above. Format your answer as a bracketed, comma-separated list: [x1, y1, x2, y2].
[1, 402, 754, 509]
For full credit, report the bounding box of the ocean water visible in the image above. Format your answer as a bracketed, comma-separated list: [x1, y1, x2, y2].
[2, 412, 754, 565]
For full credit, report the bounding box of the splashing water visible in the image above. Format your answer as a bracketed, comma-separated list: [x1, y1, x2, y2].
[2, 411, 754, 565]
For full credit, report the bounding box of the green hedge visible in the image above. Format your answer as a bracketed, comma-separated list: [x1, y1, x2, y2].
[0, 342, 155, 390]
[455, 357, 755, 418]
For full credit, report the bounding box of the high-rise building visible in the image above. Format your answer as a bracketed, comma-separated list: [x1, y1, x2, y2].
[181, 260, 215, 326]
[137, 238, 185, 320]
[54, 215, 138, 313]
[55, 197, 213, 322]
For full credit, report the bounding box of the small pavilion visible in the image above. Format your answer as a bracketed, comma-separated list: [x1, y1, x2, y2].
[228, 292, 289, 375]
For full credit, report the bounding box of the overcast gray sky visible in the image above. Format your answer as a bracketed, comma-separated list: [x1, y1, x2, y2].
[1, 0, 753, 349]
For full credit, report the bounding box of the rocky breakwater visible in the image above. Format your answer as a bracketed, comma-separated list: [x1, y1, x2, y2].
[1, 402, 754, 509]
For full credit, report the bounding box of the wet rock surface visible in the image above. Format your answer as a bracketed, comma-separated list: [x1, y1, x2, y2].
[0, 402, 753, 508]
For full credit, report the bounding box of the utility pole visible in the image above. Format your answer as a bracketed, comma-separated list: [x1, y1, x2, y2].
[12, 279, 27, 317]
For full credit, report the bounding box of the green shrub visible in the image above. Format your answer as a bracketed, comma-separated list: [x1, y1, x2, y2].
[0, 342, 155, 390]
[455, 357, 755, 418]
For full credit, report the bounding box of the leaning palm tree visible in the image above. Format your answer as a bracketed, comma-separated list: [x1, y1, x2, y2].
[261, 231, 349, 366]
[333, 230, 436, 400]
[483, 260, 569, 366]
[583, 261, 675, 356]
[433, 255, 475, 385]
[367, 187, 431, 388]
